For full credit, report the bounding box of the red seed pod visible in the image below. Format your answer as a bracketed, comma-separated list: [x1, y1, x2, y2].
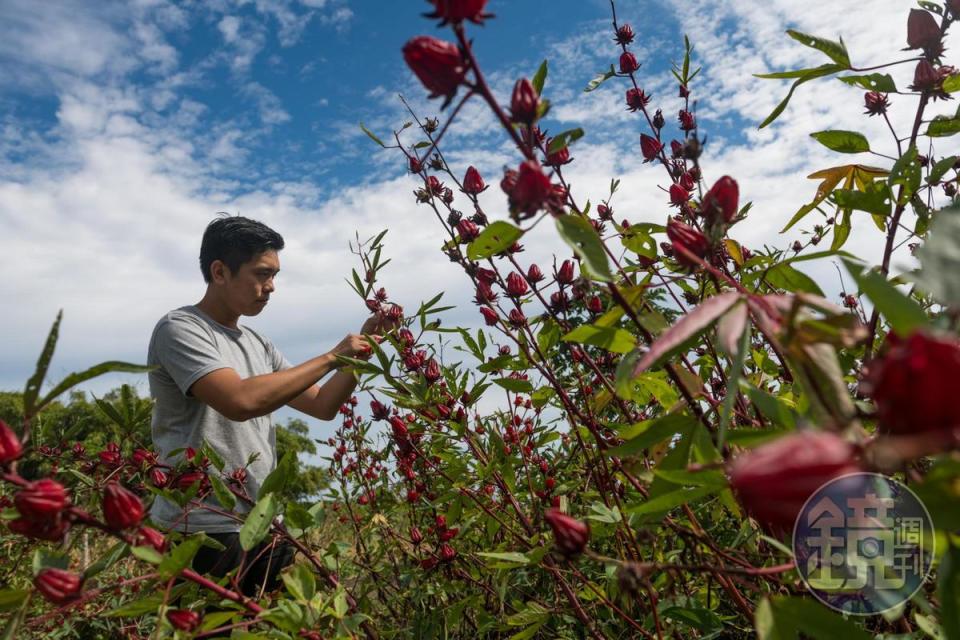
[439, 543, 457, 562]
[508, 308, 527, 328]
[618, 51, 640, 74]
[149, 467, 169, 488]
[370, 400, 390, 421]
[134, 526, 168, 552]
[544, 508, 590, 556]
[510, 78, 539, 124]
[15, 479, 68, 521]
[167, 609, 202, 633]
[508, 160, 552, 218]
[678, 109, 696, 131]
[862, 331, 960, 435]
[669, 183, 690, 207]
[479, 306, 498, 326]
[505, 271, 529, 297]
[545, 144, 570, 167]
[425, 0, 489, 25]
[666, 218, 710, 269]
[625, 88, 649, 112]
[462, 165, 487, 194]
[102, 483, 144, 531]
[906, 9, 942, 52]
[910, 59, 940, 92]
[8, 516, 69, 541]
[402, 36, 466, 101]
[639, 134, 663, 162]
[615, 24, 635, 45]
[586, 296, 603, 314]
[34, 568, 83, 605]
[864, 91, 890, 116]
[700, 175, 740, 225]
[728, 430, 861, 536]
[556, 260, 575, 284]
[174, 470, 208, 492]
[423, 359, 442, 384]
[0, 420, 23, 465]
[456, 219, 479, 242]
[526, 264, 544, 284]
[410, 527, 423, 545]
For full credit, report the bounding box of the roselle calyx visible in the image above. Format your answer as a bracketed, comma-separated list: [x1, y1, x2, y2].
[666, 219, 710, 269]
[864, 91, 890, 116]
[35, 568, 83, 605]
[639, 134, 662, 162]
[402, 36, 466, 104]
[669, 183, 690, 206]
[15, 479, 68, 521]
[0, 420, 22, 465]
[135, 526, 168, 552]
[556, 260, 575, 284]
[425, 0, 489, 25]
[149, 466, 169, 488]
[700, 175, 740, 226]
[544, 508, 589, 557]
[862, 331, 960, 435]
[506, 160, 552, 219]
[167, 609, 202, 632]
[510, 78, 539, 124]
[462, 166, 487, 194]
[615, 24, 635, 45]
[618, 51, 639, 74]
[8, 516, 69, 541]
[728, 430, 861, 536]
[906, 9, 942, 55]
[526, 263, 544, 284]
[505, 272, 528, 297]
[102, 482, 144, 531]
[625, 88, 649, 112]
[479, 306, 498, 326]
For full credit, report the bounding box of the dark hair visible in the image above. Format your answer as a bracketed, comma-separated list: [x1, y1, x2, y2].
[199, 214, 285, 283]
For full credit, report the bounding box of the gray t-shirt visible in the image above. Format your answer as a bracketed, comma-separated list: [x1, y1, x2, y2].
[147, 305, 292, 533]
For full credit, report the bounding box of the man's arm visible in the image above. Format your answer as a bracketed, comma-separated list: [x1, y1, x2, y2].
[287, 368, 359, 421]
[190, 333, 373, 421]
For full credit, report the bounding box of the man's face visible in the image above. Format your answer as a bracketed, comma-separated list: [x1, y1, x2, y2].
[216, 250, 280, 316]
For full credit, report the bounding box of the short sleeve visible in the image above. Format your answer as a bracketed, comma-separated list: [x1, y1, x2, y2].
[265, 337, 293, 372]
[153, 317, 230, 397]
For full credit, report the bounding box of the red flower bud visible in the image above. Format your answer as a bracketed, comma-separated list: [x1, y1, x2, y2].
[678, 109, 696, 131]
[728, 430, 861, 536]
[639, 134, 663, 162]
[618, 51, 640, 74]
[410, 527, 423, 545]
[8, 516, 69, 541]
[397, 328, 415, 348]
[862, 331, 960, 435]
[546, 144, 570, 167]
[389, 416, 409, 439]
[423, 358, 441, 384]
[586, 296, 603, 314]
[864, 91, 890, 116]
[666, 219, 710, 268]
[557, 260, 575, 284]
[149, 467, 169, 488]
[475, 281, 497, 305]
[0, 420, 22, 465]
[906, 9, 941, 52]
[130, 448, 156, 468]
[15, 479, 68, 521]
[407, 489, 420, 503]
[135, 526, 168, 552]
[526, 264, 544, 284]
[462, 166, 486, 194]
[507, 160, 552, 218]
[911, 59, 940, 92]
[370, 400, 390, 421]
[98, 448, 122, 468]
[510, 78, 539, 124]
[700, 175, 739, 224]
[479, 305, 498, 326]
[402, 36, 466, 101]
[174, 470, 207, 492]
[505, 271, 529, 297]
[456, 219, 479, 242]
[167, 609, 201, 633]
[669, 183, 690, 207]
[625, 87, 649, 112]
[544, 508, 589, 556]
[34, 568, 83, 605]
[409, 157, 422, 173]
[426, 0, 489, 25]
[615, 24, 635, 45]
[102, 482, 144, 531]
[439, 543, 457, 562]
[508, 308, 527, 327]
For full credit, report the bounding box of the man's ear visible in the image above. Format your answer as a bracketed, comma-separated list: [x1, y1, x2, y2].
[209, 259, 229, 284]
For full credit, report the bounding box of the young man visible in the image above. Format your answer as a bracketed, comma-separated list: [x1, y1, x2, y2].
[147, 215, 391, 595]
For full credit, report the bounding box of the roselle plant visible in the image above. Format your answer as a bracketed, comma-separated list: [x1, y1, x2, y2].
[3, 0, 960, 638]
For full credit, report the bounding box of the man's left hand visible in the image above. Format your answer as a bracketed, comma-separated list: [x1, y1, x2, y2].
[361, 305, 402, 336]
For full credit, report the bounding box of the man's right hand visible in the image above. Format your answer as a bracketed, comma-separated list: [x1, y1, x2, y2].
[330, 333, 380, 364]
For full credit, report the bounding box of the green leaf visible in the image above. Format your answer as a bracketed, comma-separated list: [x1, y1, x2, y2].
[209, 474, 237, 511]
[466, 221, 524, 260]
[742, 385, 797, 429]
[786, 30, 850, 67]
[159, 534, 205, 579]
[199, 611, 238, 632]
[359, 122, 385, 147]
[944, 73, 960, 94]
[583, 65, 616, 92]
[837, 73, 897, 92]
[916, 206, 960, 306]
[282, 563, 317, 602]
[260, 451, 296, 497]
[763, 262, 825, 296]
[758, 64, 845, 128]
[537, 318, 561, 353]
[105, 594, 165, 618]
[0, 591, 28, 613]
[627, 485, 719, 517]
[531, 60, 548, 95]
[927, 117, 960, 138]
[561, 324, 636, 354]
[23, 310, 62, 417]
[929, 155, 958, 185]
[83, 542, 129, 580]
[940, 543, 960, 640]
[755, 596, 873, 640]
[608, 413, 697, 458]
[830, 184, 891, 217]
[36, 361, 154, 414]
[492, 378, 534, 393]
[476, 551, 529, 568]
[810, 130, 870, 153]
[632, 292, 741, 374]
[555, 214, 612, 282]
[32, 549, 69, 575]
[240, 493, 279, 552]
[844, 258, 928, 335]
[888, 145, 921, 205]
[547, 128, 584, 154]
[131, 545, 163, 565]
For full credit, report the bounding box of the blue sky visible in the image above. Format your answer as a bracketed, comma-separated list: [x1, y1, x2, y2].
[1, 0, 956, 452]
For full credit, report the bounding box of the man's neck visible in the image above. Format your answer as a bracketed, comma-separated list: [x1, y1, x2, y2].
[195, 296, 240, 330]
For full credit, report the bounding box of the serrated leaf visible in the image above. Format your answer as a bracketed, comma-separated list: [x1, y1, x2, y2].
[928, 117, 960, 138]
[209, 474, 237, 511]
[837, 73, 897, 92]
[492, 378, 533, 393]
[830, 185, 891, 217]
[260, 451, 295, 497]
[810, 130, 869, 153]
[466, 221, 524, 260]
[555, 214, 612, 282]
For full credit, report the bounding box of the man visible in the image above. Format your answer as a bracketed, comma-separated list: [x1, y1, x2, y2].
[147, 215, 390, 596]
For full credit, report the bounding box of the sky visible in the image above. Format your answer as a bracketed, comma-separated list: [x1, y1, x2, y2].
[1, 0, 957, 458]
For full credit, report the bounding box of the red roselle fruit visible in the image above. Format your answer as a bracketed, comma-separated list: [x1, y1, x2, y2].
[510, 78, 539, 124]
[505, 272, 528, 297]
[425, 0, 489, 25]
[728, 430, 861, 536]
[34, 568, 83, 605]
[506, 160, 551, 217]
[402, 36, 466, 101]
[462, 166, 487, 194]
[102, 483, 144, 531]
[135, 526, 168, 552]
[8, 516, 69, 541]
[410, 527, 423, 545]
[15, 479, 68, 521]
[456, 218, 479, 242]
[149, 467, 169, 488]
[906, 9, 942, 53]
[526, 264, 544, 284]
[700, 175, 739, 225]
[911, 59, 940, 92]
[864, 91, 890, 116]
[618, 51, 639, 74]
[862, 331, 960, 435]
[0, 420, 22, 465]
[544, 508, 590, 557]
[615, 23, 635, 45]
[423, 358, 441, 383]
[666, 219, 710, 268]
[556, 260, 575, 284]
[439, 543, 457, 562]
[668, 183, 690, 206]
[639, 134, 662, 162]
[167, 609, 202, 633]
[625, 88, 649, 112]
[479, 306, 498, 326]
[370, 400, 390, 421]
